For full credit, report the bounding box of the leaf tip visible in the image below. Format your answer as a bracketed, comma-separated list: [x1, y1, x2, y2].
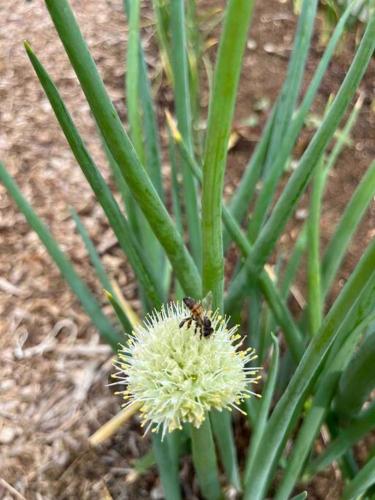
[23, 39, 33, 53]
[165, 109, 182, 143]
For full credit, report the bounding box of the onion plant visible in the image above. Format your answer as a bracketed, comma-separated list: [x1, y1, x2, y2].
[1, 0, 375, 498]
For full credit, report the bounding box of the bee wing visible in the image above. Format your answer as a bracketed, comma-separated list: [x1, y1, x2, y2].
[201, 291, 213, 312]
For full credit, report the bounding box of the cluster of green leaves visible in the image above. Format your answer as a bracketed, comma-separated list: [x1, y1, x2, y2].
[319, 0, 370, 25]
[1, 0, 374, 498]
[306, 0, 371, 46]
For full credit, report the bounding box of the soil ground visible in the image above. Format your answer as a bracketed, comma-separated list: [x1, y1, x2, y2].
[0, 0, 374, 499]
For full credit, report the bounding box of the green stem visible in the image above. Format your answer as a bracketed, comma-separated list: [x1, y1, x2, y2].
[191, 418, 222, 500]
[251, 15, 374, 269]
[202, 0, 255, 308]
[186, 0, 201, 140]
[284, 90, 363, 311]
[151, 0, 173, 82]
[152, 433, 182, 500]
[70, 210, 132, 333]
[124, 0, 164, 198]
[169, 124, 304, 360]
[101, 136, 141, 239]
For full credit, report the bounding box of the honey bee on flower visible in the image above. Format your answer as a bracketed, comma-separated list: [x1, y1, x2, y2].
[112, 300, 261, 439]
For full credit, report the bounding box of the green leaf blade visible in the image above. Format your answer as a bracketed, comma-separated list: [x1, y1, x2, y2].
[211, 410, 241, 492]
[104, 290, 133, 335]
[248, 0, 319, 241]
[307, 159, 325, 336]
[275, 316, 375, 500]
[245, 334, 280, 484]
[343, 452, 375, 500]
[244, 237, 375, 499]
[70, 208, 113, 293]
[322, 159, 375, 297]
[307, 401, 375, 477]
[252, 14, 375, 271]
[226, 15, 375, 306]
[43, 0, 201, 298]
[227, 0, 359, 242]
[170, 0, 201, 266]
[334, 328, 375, 419]
[24, 42, 164, 308]
[0, 162, 121, 350]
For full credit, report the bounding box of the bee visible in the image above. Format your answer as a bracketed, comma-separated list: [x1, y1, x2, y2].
[179, 295, 214, 338]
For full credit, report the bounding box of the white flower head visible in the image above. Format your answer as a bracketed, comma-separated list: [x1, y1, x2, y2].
[113, 300, 260, 438]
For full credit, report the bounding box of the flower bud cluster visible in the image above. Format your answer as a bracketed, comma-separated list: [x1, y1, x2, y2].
[113, 301, 260, 438]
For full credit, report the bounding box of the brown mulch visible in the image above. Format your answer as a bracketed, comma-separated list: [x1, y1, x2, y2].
[0, 0, 374, 499]
[0, 2, 152, 499]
